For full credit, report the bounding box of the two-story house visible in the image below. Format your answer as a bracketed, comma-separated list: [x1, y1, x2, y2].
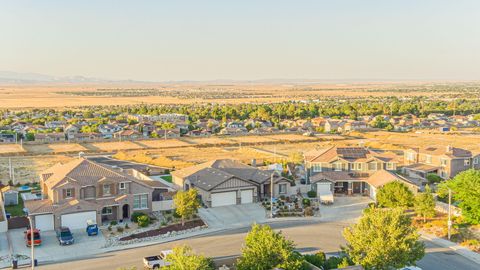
[403, 145, 480, 179]
[304, 146, 417, 200]
[24, 158, 162, 231]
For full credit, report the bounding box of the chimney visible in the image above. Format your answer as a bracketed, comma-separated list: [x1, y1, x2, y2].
[251, 159, 257, 167]
[446, 145, 453, 152]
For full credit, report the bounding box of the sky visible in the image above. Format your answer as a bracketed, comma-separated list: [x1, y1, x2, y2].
[1, 0, 480, 82]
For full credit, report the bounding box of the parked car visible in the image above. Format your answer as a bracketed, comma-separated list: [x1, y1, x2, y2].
[56, 227, 74, 245]
[24, 229, 41, 247]
[143, 250, 173, 269]
[86, 219, 98, 236]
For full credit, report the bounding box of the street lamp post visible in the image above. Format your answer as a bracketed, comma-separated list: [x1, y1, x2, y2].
[27, 216, 35, 269]
[448, 188, 452, 240]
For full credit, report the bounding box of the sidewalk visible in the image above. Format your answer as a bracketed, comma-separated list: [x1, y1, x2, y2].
[421, 232, 480, 265]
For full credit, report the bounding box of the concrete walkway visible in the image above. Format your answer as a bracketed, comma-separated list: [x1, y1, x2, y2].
[421, 232, 480, 265]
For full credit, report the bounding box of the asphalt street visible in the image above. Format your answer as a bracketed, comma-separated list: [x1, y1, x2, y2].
[37, 220, 480, 270]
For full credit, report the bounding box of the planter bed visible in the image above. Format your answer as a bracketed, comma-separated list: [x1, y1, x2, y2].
[119, 219, 205, 241]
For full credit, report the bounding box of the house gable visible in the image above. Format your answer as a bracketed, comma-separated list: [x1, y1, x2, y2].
[211, 177, 256, 191]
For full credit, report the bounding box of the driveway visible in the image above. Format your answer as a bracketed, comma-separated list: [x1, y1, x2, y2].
[319, 196, 373, 223]
[198, 203, 267, 229]
[9, 228, 105, 265]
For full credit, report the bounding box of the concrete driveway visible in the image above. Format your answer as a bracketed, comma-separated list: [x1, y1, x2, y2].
[9, 228, 106, 265]
[198, 203, 267, 229]
[319, 196, 373, 223]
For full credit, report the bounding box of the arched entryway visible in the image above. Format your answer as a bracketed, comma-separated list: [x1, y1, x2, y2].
[122, 204, 130, 219]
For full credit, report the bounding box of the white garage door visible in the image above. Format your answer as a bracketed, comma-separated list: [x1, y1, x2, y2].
[317, 182, 332, 194]
[240, 189, 253, 204]
[211, 191, 237, 207]
[35, 214, 54, 231]
[61, 211, 97, 230]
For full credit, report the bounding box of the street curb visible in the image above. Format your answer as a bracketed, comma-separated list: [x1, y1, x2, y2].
[421, 232, 480, 265]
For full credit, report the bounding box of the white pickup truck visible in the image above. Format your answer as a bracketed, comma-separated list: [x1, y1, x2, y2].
[143, 250, 173, 269]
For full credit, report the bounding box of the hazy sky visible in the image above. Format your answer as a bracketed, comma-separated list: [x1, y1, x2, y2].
[1, 0, 480, 81]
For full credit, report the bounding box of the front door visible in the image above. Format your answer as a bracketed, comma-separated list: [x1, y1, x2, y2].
[122, 204, 129, 219]
[353, 182, 361, 194]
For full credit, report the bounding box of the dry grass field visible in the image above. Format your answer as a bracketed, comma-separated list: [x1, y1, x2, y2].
[0, 81, 453, 109]
[22, 143, 87, 154]
[0, 155, 72, 184]
[0, 144, 25, 154]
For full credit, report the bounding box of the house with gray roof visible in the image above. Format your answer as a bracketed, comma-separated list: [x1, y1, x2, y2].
[171, 159, 293, 207]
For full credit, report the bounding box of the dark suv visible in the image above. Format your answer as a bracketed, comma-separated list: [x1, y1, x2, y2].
[56, 227, 74, 245]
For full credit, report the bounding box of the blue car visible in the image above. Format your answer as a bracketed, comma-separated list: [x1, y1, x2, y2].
[56, 227, 74, 245]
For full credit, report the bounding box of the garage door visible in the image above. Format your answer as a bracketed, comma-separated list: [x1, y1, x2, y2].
[35, 214, 54, 231]
[317, 182, 332, 194]
[211, 191, 236, 207]
[61, 211, 97, 230]
[240, 189, 253, 204]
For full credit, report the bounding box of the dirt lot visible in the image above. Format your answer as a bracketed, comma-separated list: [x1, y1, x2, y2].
[0, 155, 72, 184]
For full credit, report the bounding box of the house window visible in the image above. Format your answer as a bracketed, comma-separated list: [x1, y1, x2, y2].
[386, 162, 394, 170]
[334, 163, 342, 171]
[425, 155, 432, 164]
[474, 158, 479, 165]
[133, 194, 148, 210]
[312, 163, 322, 172]
[352, 163, 362, 171]
[65, 188, 73, 198]
[103, 184, 111, 196]
[279, 184, 287, 194]
[464, 159, 471, 166]
[101, 207, 112, 215]
[406, 152, 415, 161]
[441, 158, 448, 167]
[119, 182, 126, 190]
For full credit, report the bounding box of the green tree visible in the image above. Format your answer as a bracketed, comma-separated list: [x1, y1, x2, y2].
[236, 224, 304, 270]
[376, 181, 414, 208]
[439, 169, 480, 224]
[173, 189, 200, 226]
[288, 152, 304, 164]
[426, 173, 442, 185]
[165, 245, 214, 270]
[343, 207, 425, 270]
[414, 185, 436, 222]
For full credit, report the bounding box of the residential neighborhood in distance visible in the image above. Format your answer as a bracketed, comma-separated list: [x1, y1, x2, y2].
[2, 1, 480, 270]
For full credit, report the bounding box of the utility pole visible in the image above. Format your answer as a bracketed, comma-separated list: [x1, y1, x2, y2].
[9, 158, 12, 180]
[27, 216, 36, 269]
[448, 188, 452, 240]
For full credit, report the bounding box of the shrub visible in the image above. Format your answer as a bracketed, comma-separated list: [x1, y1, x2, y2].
[173, 211, 181, 219]
[160, 220, 167, 226]
[137, 215, 151, 227]
[124, 223, 129, 229]
[107, 225, 112, 231]
[426, 173, 442, 185]
[302, 198, 311, 207]
[131, 212, 147, 223]
[110, 220, 118, 226]
[304, 207, 314, 216]
[116, 226, 124, 233]
[304, 252, 326, 267]
[307, 190, 317, 198]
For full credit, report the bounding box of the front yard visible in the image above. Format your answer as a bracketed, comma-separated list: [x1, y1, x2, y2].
[413, 212, 480, 253]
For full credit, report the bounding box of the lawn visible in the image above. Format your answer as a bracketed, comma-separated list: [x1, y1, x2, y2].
[5, 195, 24, 217]
[160, 175, 172, 183]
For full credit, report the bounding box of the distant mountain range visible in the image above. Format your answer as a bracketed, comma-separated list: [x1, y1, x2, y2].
[0, 71, 143, 84]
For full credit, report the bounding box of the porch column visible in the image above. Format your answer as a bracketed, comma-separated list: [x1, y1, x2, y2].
[347, 182, 353, 195]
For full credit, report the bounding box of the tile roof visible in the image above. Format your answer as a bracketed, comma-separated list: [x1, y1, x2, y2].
[403, 163, 440, 172]
[410, 146, 472, 158]
[41, 158, 152, 190]
[305, 146, 397, 163]
[172, 159, 283, 191]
